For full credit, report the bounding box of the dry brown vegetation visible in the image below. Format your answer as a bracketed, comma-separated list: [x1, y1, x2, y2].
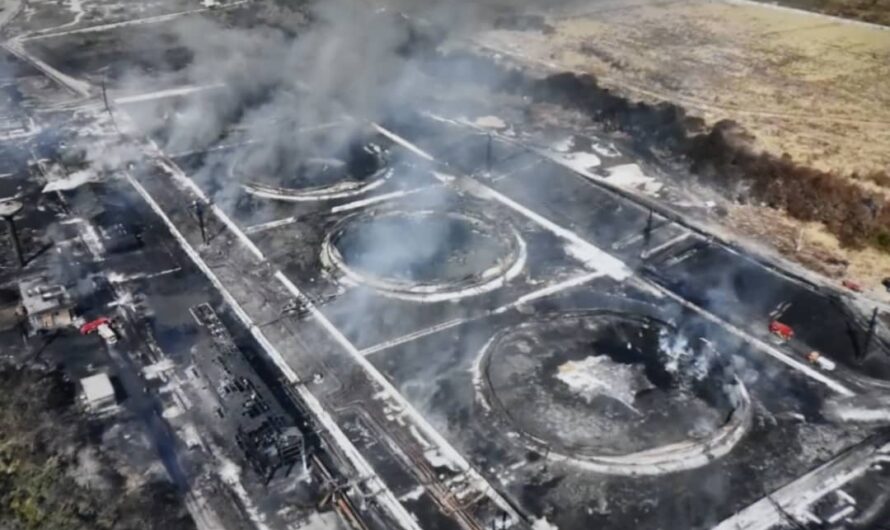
[420, 37, 890, 255]
[779, 0, 890, 25]
[527, 72, 890, 252]
[457, 0, 890, 279]
[476, 1, 890, 179]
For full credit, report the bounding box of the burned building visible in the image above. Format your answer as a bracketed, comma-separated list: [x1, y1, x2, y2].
[100, 223, 143, 255]
[190, 303, 305, 482]
[19, 277, 75, 332]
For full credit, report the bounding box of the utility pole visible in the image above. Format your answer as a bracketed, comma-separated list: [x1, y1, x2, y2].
[641, 209, 654, 256]
[862, 307, 879, 361]
[101, 75, 120, 135]
[193, 200, 207, 244]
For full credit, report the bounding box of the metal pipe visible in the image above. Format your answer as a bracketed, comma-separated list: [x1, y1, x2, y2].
[861, 307, 879, 361]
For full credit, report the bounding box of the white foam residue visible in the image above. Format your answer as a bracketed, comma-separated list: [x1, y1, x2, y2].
[373, 389, 392, 401]
[142, 359, 176, 379]
[473, 115, 507, 129]
[471, 335, 498, 411]
[42, 169, 100, 192]
[591, 141, 620, 158]
[834, 408, 890, 422]
[162, 405, 183, 419]
[605, 164, 664, 195]
[824, 396, 890, 424]
[555, 356, 648, 413]
[107, 289, 135, 310]
[424, 448, 460, 472]
[398, 486, 426, 502]
[68, 0, 84, 20]
[409, 425, 431, 449]
[551, 136, 572, 153]
[564, 240, 630, 280]
[77, 220, 106, 260]
[217, 456, 273, 530]
[562, 151, 601, 170]
[181, 424, 202, 450]
[106, 272, 131, 284]
[531, 516, 559, 530]
[113, 83, 225, 105]
[299, 512, 346, 529]
[107, 267, 180, 284]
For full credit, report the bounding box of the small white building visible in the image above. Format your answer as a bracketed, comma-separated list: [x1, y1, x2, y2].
[81, 373, 116, 412]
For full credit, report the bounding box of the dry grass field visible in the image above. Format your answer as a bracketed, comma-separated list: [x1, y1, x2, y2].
[474, 0, 890, 293]
[477, 0, 890, 178]
[777, 0, 890, 26]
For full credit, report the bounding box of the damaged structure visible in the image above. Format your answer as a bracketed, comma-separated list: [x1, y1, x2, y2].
[0, 0, 888, 529]
[19, 277, 75, 333]
[190, 303, 306, 483]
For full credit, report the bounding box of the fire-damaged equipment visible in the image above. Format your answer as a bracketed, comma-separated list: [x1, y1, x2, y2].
[805, 350, 837, 371]
[101, 223, 142, 254]
[236, 420, 304, 480]
[80, 316, 118, 344]
[190, 303, 305, 482]
[769, 320, 794, 341]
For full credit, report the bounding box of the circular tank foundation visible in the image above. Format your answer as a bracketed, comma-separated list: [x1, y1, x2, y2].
[321, 209, 526, 302]
[473, 311, 752, 475]
[237, 141, 392, 202]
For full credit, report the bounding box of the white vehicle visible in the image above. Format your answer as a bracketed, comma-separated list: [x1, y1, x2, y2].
[806, 351, 836, 371]
[97, 323, 118, 345]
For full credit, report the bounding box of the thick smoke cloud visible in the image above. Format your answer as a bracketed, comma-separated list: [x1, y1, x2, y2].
[118, 0, 593, 154]
[105, 0, 813, 416]
[72, 3, 881, 528]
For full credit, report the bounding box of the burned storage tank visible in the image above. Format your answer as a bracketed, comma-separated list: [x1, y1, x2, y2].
[473, 310, 752, 475]
[236, 130, 392, 202]
[321, 208, 526, 302]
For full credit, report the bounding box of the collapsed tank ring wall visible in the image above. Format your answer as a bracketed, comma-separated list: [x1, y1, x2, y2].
[472, 311, 753, 476]
[321, 209, 528, 303]
[236, 146, 393, 202]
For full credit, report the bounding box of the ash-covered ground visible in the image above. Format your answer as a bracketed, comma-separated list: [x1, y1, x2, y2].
[1, 0, 889, 530]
